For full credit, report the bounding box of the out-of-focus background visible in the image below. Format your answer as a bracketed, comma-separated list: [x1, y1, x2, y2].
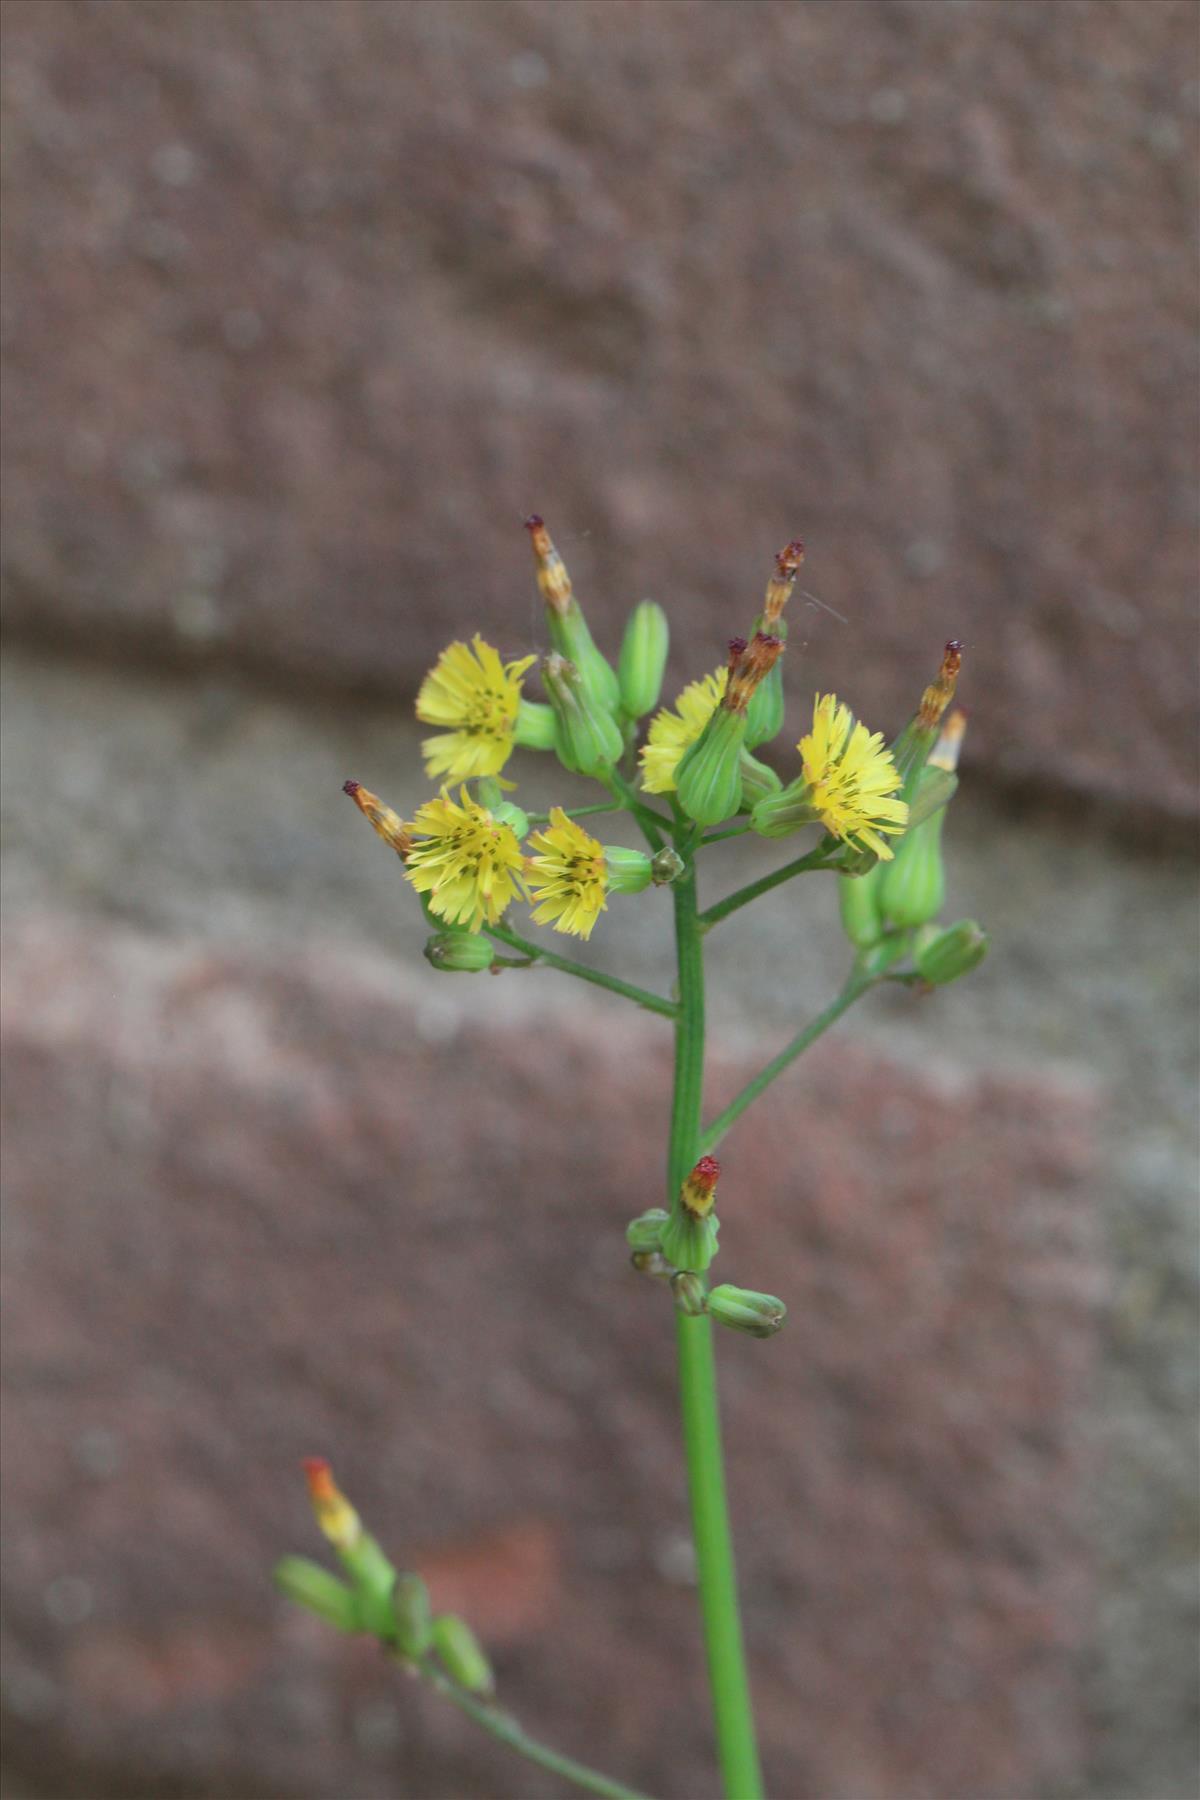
[2, 2, 1197, 1796]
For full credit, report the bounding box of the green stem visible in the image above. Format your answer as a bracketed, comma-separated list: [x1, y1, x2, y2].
[669, 865, 764, 1800]
[423, 1664, 655, 1800]
[484, 923, 678, 1019]
[697, 843, 835, 929]
[605, 770, 669, 851]
[700, 822, 754, 846]
[699, 975, 872, 1154]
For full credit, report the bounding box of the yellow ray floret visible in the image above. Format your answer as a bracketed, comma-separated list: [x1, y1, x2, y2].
[798, 694, 909, 859]
[639, 667, 728, 794]
[416, 634, 537, 782]
[526, 808, 608, 940]
[405, 787, 528, 930]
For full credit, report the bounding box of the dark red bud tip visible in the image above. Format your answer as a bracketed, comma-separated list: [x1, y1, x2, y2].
[753, 631, 783, 650]
[301, 1456, 330, 1477]
[342, 779, 360, 797]
[727, 636, 748, 658]
[693, 1154, 721, 1185]
[945, 639, 964, 654]
[523, 513, 544, 532]
[777, 538, 805, 568]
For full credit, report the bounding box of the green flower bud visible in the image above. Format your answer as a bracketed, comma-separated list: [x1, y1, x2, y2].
[838, 862, 885, 950]
[877, 813, 945, 930]
[526, 516, 621, 715]
[603, 846, 654, 895]
[659, 1209, 720, 1273]
[540, 653, 625, 778]
[274, 1557, 360, 1632]
[423, 932, 496, 973]
[650, 846, 685, 886]
[905, 766, 958, 829]
[749, 777, 819, 839]
[432, 1614, 494, 1696]
[659, 1155, 722, 1273]
[737, 746, 783, 808]
[617, 600, 669, 719]
[743, 616, 787, 749]
[491, 800, 530, 840]
[914, 919, 989, 986]
[671, 1270, 707, 1316]
[626, 1208, 670, 1252]
[392, 1572, 434, 1659]
[675, 707, 748, 826]
[337, 1533, 400, 1638]
[707, 1285, 787, 1338]
[513, 699, 559, 751]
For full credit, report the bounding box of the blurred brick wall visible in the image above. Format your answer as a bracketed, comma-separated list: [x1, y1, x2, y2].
[2, 4, 1197, 1799]
[2, 0, 1197, 814]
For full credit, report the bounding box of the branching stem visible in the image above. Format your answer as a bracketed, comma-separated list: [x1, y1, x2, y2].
[484, 923, 678, 1019]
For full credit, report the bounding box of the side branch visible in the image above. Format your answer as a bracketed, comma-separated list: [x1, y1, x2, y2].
[698, 975, 872, 1152]
[697, 844, 836, 928]
[422, 1662, 656, 1800]
[485, 923, 678, 1019]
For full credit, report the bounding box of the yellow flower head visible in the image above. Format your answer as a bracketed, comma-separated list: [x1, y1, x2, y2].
[526, 808, 608, 940]
[798, 694, 909, 859]
[639, 667, 728, 794]
[416, 634, 537, 782]
[405, 787, 528, 931]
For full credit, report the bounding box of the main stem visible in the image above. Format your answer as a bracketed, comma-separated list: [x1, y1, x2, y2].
[670, 866, 764, 1800]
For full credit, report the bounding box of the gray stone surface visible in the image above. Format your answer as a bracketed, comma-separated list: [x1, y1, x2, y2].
[2, 0, 1198, 815]
[2, 647, 1197, 1798]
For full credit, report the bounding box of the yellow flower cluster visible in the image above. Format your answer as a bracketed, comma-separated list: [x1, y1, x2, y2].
[416, 634, 535, 782]
[798, 695, 908, 859]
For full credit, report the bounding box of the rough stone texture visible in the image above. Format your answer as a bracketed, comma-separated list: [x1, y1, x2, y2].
[2, 913, 1102, 1800]
[2, 0, 1198, 817]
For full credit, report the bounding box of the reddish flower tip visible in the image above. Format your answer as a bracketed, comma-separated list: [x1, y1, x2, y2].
[752, 631, 783, 651]
[727, 636, 748, 659]
[945, 639, 964, 655]
[777, 538, 805, 569]
[523, 513, 544, 532]
[692, 1154, 721, 1186]
[301, 1456, 329, 1476]
[342, 779, 360, 797]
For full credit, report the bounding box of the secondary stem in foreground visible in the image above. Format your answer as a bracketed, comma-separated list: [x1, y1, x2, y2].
[424, 1663, 654, 1800]
[484, 922, 678, 1019]
[670, 865, 765, 1800]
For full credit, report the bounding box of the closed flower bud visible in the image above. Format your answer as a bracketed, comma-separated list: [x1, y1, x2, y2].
[838, 862, 885, 949]
[540, 653, 625, 777]
[675, 706, 748, 826]
[603, 846, 655, 895]
[491, 800, 530, 840]
[707, 1285, 787, 1338]
[738, 746, 783, 808]
[525, 515, 621, 715]
[905, 765, 958, 829]
[392, 1572, 434, 1659]
[914, 919, 989, 986]
[432, 1614, 494, 1696]
[513, 699, 559, 750]
[878, 787, 946, 932]
[659, 1155, 722, 1273]
[274, 1556, 359, 1632]
[744, 617, 788, 749]
[618, 600, 670, 719]
[650, 846, 686, 886]
[626, 1208, 670, 1252]
[302, 1460, 397, 1633]
[671, 1270, 707, 1316]
[423, 931, 496, 973]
